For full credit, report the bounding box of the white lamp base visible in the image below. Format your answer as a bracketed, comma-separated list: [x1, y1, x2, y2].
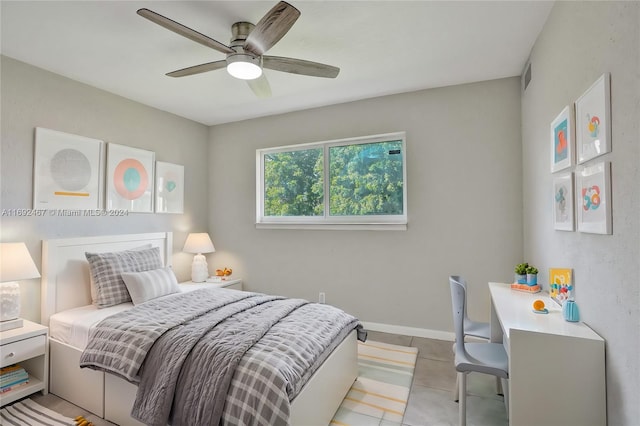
[1, 281, 21, 323]
[0, 318, 23, 332]
[191, 253, 209, 283]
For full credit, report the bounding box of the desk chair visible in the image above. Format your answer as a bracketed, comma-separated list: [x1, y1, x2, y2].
[449, 276, 491, 340]
[449, 276, 492, 402]
[450, 277, 509, 426]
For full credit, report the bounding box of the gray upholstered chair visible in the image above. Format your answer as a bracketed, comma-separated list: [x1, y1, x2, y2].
[450, 276, 509, 426]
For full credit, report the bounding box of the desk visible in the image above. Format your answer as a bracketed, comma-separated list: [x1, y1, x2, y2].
[489, 282, 606, 426]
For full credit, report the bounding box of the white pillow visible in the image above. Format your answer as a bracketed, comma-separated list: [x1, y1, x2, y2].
[121, 266, 181, 305]
[88, 244, 152, 304]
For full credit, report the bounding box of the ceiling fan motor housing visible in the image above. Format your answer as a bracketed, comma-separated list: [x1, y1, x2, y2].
[231, 22, 254, 44]
[225, 21, 263, 80]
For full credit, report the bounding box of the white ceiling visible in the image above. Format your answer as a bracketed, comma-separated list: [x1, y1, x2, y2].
[1, 1, 553, 126]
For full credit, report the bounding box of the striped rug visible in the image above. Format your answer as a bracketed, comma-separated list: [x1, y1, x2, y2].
[0, 398, 76, 425]
[331, 340, 418, 426]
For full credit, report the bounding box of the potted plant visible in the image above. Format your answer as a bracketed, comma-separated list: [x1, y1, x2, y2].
[514, 263, 528, 284]
[526, 265, 539, 286]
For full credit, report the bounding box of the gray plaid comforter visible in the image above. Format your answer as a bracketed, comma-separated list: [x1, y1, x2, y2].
[80, 288, 360, 426]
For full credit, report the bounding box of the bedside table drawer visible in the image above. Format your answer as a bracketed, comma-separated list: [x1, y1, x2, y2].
[224, 282, 242, 291]
[1, 335, 46, 368]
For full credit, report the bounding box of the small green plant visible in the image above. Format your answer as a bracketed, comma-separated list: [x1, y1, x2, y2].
[526, 265, 538, 275]
[514, 263, 529, 275]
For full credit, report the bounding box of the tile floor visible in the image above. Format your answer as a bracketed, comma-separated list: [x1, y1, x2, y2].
[366, 331, 508, 426]
[31, 331, 508, 426]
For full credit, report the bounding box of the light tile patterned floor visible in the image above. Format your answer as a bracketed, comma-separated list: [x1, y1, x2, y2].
[366, 331, 508, 426]
[32, 331, 508, 426]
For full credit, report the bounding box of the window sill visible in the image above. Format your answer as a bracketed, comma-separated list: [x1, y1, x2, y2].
[255, 223, 407, 231]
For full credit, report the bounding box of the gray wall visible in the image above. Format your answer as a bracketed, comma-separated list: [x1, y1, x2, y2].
[209, 77, 523, 335]
[521, 2, 639, 424]
[0, 56, 210, 322]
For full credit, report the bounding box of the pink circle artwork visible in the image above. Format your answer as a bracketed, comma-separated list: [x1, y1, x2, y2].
[113, 159, 148, 200]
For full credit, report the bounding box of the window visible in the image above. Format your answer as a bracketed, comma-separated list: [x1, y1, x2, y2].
[257, 132, 407, 229]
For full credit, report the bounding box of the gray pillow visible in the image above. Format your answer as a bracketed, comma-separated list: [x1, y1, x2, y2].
[85, 246, 163, 308]
[121, 266, 181, 305]
[89, 244, 152, 304]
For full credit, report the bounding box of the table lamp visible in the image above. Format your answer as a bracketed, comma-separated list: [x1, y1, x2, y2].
[183, 233, 215, 283]
[0, 242, 41, 331]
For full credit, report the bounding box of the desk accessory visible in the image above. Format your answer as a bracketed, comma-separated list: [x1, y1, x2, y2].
[525, 265, 538, 285]
[510, 283, 541, 293]
[549, 268, 573, 305]
[514, 262, 528, 284]
[562, 300, 580, 322]
[532, 299, 549, 314]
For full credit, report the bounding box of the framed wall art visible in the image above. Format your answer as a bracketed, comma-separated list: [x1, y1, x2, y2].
[106, 143, 155, 213]
[576, 161, 611, 234]
[553, 172, 574, 231]
[33, 127, 104, 210]
[550, 106, 573, 172]
[575, 73, 611, 164]
[155, 161, 184, 214]
[549, 268, 573, 305]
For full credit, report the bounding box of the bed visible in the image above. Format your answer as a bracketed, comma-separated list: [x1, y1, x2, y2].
[41, 232, 359, 426]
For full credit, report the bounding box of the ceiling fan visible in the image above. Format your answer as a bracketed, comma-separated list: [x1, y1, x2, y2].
[137, 2, 340, 98]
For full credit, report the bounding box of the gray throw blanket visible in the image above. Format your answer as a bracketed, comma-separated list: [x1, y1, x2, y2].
[80, 288, 360, 426]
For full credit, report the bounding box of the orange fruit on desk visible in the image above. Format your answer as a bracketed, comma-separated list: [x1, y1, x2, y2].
[533, 300, 545, 311]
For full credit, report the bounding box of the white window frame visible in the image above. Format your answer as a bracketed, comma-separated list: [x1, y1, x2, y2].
[256, 132, 407, 230]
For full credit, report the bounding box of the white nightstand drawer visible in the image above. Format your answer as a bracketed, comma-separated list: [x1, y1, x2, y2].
[1, 335, 46, 368]
[181, 278, 243, 291]
[222, 282, 242, 291]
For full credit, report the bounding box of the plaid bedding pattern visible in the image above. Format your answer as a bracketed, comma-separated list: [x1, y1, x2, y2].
[85, 247, 163, 308]
[80, 288, 254, 382]
[220, 303, 358, 426]
[80, 288, 360, 426]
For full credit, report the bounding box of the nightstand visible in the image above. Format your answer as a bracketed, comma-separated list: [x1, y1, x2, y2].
[180, 278, 243, 291]
[0, 319, 48, 407]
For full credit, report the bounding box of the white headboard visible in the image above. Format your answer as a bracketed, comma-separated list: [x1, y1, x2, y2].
[41, 232, 172, 325]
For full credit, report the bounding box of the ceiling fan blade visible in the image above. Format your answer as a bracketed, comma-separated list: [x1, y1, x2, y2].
[137, 8, 234, 55]
[247, 75, 272, 98]
[166, 60, 227, 78]
[244, 1, 300, 56]
[263, 56, 339, 78]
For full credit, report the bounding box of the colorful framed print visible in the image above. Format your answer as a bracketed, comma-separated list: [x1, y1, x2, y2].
[553, 172, 574, 231]
[550, 106, 573, 172]
[576, 161, 611, 234]
[575, 73, 611, 164]
[106, 143, 155, 213]
[155, 161, 184, 214]
[33, 127, 104, 210]
[549, 268, 573, 305]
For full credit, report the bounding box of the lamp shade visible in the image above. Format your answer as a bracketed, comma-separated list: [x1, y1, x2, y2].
[0, 243, 40, 282]
[183, 233, 215, 254]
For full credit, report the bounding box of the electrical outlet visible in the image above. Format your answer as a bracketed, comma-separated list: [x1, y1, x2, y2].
[319, 292, 325, 304]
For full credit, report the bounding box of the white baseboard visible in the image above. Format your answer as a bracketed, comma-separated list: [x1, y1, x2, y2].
[361, 321, 455, 342]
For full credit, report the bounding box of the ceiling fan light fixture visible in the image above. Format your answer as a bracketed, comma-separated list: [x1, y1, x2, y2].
[226, 54, 262, 80]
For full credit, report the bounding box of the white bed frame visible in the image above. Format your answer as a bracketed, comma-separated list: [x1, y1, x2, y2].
[41, 232, 357, 426]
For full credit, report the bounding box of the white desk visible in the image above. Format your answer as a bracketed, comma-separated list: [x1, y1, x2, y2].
[489, 282, 606, 426]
